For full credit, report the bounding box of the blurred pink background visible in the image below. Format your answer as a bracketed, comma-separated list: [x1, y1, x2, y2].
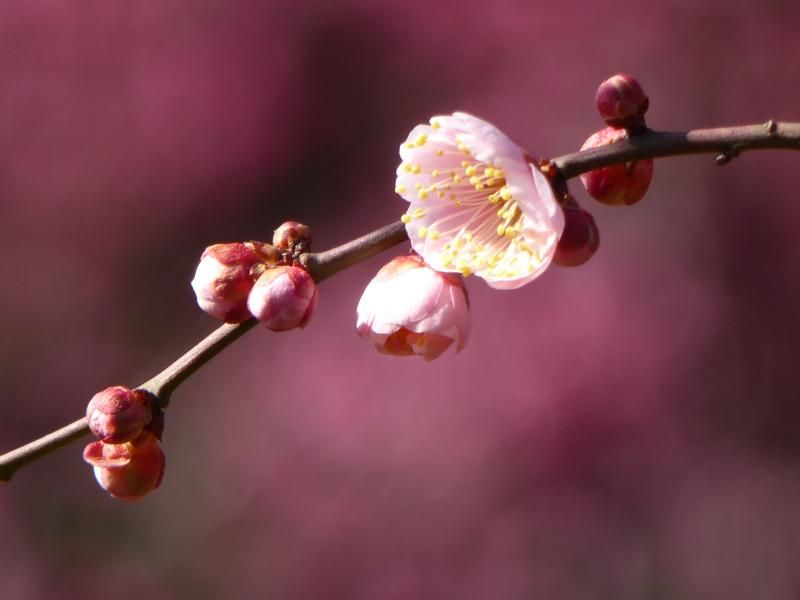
[2, 1, 800, 598]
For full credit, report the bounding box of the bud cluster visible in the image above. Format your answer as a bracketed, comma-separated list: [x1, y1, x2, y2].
[83, 386, 165, 500]
[191, 221, 318, 331]
[552, 73, 653, 267]
[580, 73, 654, 207]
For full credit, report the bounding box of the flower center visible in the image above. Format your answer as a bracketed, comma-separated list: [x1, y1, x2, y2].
[399, 136, 544, 280]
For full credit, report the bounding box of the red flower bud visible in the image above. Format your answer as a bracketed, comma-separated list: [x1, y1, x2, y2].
[191, 243, 263, 323]
[580, 127, 654, 206]
[83, 432, 165, 500]
[272, 221, 312, 257]
[247, 266, 318, 331]
[595, 73, 649, 130]
[86, 386, 154, 444]
[553, 207, 600, 267]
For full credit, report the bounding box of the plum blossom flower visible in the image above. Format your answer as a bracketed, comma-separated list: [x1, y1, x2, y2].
[395, 112, 564, 290]
[356, 253, 469, 360]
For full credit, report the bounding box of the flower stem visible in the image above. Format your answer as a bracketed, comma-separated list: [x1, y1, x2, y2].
[1, 120, 798, 482]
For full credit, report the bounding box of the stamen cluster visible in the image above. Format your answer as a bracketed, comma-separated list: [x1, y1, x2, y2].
[395, 112, 564, 290]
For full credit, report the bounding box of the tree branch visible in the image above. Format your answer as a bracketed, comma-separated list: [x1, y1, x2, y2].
[554, 120, 800, 178]
[1, 120, 798, 482]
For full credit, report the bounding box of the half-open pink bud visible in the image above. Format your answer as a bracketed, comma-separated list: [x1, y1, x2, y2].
[595, 73, 649, 130]
[580, 127, 653, 206]
[191, 243, 263, 323]
[86, 386, 154, 444]
[247, 265, 318, 331]
[83, 432, 165, 500]
[356, 254, 470, 361]
[553, 207, 600, 267]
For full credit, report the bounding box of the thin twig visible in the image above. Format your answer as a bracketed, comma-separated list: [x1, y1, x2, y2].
[553, 121, 800, 179]
[1, 120, 798, 482]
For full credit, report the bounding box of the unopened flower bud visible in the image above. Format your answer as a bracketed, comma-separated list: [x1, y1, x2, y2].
[356, 254, 470, 361]
[553, 207, 600, 267]
[595, 73, 649, 129]
[83, 432, 165, 500]
[191, 243, 262, 323]
[273, 221, 312, 257]
[580, 127, 654, 206]
[247, 265, 318, 331]
[86, 386, 154, 444]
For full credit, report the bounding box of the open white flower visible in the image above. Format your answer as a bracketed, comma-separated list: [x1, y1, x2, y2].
[395, 112, 564, 290]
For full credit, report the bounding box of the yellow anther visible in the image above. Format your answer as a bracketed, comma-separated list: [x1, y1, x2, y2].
[418, 226, 428, 238]
[497, 224, 506, 236]
[400, 214, 412, 224]
[436, 149, 444, 156]
[437, 191, 445, 198]
[411, 164, 421, 174]
[485, 178, 497, 187]
[459, 265, 473, 277]
[432, 169, 440, 177]
[469, 175, 480, 186]
[414, 134, 428, 146]
[465, 165, 477, 176]
[414, 182, 423, 189]
[500, 187, 513, 201]
[455, 200, 462, 206]
[484, 167, 494, 177]
[418, 189, 429, 200]
[405, 142, 415, 149]
[402, 163, 412, 172]
[505, 228, 517, 238]
[452, 174, 462, 183]
[429, 230, 440, 240]
[464, 232, 473, 242]
[395, 185, 407, 194]
[430, 120, 441, 130]
[412, 207, 426, 218]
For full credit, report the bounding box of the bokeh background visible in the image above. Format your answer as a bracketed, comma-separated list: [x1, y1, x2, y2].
[2, 1, 800, 598]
